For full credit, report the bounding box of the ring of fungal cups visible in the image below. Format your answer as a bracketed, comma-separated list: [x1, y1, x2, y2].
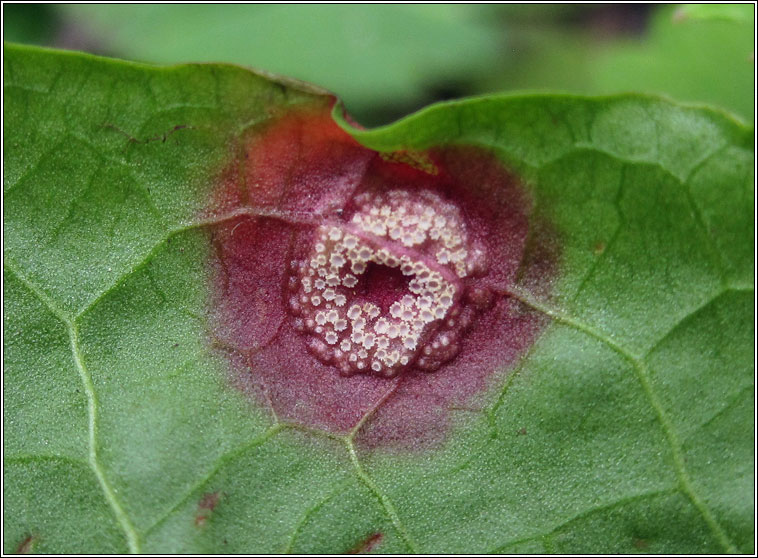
[287, 189, 488, 377]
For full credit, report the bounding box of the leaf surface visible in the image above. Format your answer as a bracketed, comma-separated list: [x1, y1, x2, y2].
[3, 43, 754, 554]
[54, 4, 502, 124]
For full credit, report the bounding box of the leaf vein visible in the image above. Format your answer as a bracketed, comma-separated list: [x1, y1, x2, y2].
[686, 384, 753, 438]
[500, 287, 740, 553]
[282, 480, 351, 553]
[346, 440, 419, 553]
[144, 423, 283, 536]
[643, 289, 738, 359]
[488, 486, 680, 553]
[68, 324, 141, 553]
[3, 261, 72, 325]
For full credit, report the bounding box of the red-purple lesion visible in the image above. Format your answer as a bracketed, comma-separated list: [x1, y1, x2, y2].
[205, 103, 555, 450]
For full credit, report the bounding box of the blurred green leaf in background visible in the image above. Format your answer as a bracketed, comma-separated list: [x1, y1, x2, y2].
[3, 3, 754, 124]
[478, 3, 755, 122]
[593, 4, 754, 121]
[4, 3, 505, 125]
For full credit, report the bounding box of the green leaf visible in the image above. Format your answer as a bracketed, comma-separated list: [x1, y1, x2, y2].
[487, 4, 755, 122]
[593, 4, 755, 122]
[674, 3, 755, 24]
[54, 4, 502, 124]
[4, 42, 754, 555]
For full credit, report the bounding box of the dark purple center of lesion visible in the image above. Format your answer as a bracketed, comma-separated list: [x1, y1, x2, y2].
[353, 261, 411, 313]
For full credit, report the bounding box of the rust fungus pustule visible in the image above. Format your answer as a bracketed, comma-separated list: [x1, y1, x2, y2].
[287, 189, 489, 377]
[207, 104, 555, 449]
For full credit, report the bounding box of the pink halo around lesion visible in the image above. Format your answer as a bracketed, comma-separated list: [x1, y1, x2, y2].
[205, 105, 556, 451]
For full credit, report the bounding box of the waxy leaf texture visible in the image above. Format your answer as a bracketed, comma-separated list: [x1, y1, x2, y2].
[3, 43, 754, 554]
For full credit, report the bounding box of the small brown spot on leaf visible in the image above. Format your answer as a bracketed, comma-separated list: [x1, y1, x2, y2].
[195, 491, 221, 527]
[199, 491, 221, 510]
[15, 534, 37, 554]
[593, 242, 606, 255]
[633, 538, 649, 549]
[348, 532, 383, 554]
[517, 427, 527, 436]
